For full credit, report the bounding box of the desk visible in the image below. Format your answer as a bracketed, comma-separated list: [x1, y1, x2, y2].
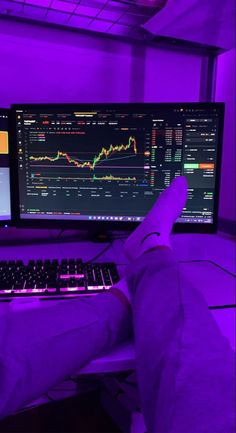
[0, 230, 235, 372]
[0, 230, 235, 431]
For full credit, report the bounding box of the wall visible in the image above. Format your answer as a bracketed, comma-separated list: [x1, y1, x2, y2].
[0, 19, 203, 107]
[0, 19, 132, 106]
[144, 46, 202, 101]
[0, 18, 206, 241]
[215, 48, 236, 227]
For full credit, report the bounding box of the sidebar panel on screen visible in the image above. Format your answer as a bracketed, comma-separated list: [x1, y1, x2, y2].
[0, 110, 11, 223]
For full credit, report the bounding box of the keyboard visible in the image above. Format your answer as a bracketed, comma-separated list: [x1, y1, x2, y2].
[0, 259, 120, 299]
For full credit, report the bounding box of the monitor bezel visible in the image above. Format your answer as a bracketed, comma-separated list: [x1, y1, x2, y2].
[0, 107, 12, 227]
[10, 102, 224, 234]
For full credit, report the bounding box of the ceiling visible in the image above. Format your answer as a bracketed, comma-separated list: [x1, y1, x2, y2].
[0, 0, 167, 39]
[144, 0, 236, 50]
[0, 0, 235, 49]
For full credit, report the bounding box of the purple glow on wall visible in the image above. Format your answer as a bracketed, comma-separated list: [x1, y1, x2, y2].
[0, 18, 202, 108]
[26, 0, 52, 6]
[0, 19, 133, 106]
[144, 47, 202, 102]
[215, 49, 236, 223]
[50, 0, 76, 13]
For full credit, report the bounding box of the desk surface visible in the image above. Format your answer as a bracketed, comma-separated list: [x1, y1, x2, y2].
[0, 230, 235, 375]
[1, 230, 235, 307]
[79, 308, 236, 375]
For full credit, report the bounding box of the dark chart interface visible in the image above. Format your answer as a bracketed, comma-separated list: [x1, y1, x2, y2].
[0, 110, 11, 221]
[15, 105, 222, 223]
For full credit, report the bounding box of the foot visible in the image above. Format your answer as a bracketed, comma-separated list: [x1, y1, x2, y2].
[124, 176, 188, 260]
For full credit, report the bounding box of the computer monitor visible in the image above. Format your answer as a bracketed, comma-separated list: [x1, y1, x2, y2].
[0, 108, 11, 226]
[11, 103, 224, 233]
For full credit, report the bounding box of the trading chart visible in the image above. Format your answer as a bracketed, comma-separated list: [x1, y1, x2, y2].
[28, 131, 145, 184]
[15, 105, 220, 223]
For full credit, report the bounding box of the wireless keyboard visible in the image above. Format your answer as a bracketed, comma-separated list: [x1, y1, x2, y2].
[0, 259, 119, 299]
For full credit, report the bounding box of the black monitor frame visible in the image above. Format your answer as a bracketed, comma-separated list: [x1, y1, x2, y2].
[10, 102, 224, 234]
[0, 108, 12, 227]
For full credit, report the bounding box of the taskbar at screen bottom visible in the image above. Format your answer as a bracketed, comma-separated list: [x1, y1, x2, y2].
[20, 213, 213, 224]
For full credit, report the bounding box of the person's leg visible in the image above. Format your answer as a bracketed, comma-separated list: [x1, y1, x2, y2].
[121, 176, 235, 433]
[1, 175, 234, 433]
[0, 175, 190, 421]
[126, 248, 235, 433]
[0, 177, 186, 419]
[0, 293, 131, 419]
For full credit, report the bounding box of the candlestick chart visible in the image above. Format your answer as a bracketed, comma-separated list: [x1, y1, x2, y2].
[29, 133, 145, 183]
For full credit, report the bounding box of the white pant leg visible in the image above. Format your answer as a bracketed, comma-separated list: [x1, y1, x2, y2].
[126, 249, 235, 433]
[0, 294, 131, 419]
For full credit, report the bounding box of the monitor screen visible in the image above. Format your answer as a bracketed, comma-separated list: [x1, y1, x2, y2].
[0, 108, 11, 224]
[12, 103, 224, 232]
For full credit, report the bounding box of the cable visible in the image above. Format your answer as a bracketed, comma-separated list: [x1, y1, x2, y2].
[56, 229, 65, 240]
[85, 234, 129, 263]
[85, 242, 112, 264]
[178, 259, 236, 309]
[209, 304, 236, 310]
[208, 260, 236, 279]
[178, 259, 236, 278]
[45, 393, 56, 402]
[48, 228, 65, 241]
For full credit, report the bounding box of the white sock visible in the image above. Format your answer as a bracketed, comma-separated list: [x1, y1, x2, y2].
[124, 176, 188, 260]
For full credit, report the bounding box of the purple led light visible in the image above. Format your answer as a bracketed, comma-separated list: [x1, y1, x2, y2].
[98, 9, 123, 21]
[89, 19, 113, 32]
[24, 4, 47, 18]
[75, 5, 100, 18]
[69, 14, 92, 28]
[46, 9, 71, 23]
[51, 0, 76, 13]
[25, 0, 51, 7]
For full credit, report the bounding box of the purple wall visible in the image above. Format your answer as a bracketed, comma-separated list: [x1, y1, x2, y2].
[215, 49, 236, 223]
[0, 19, 202, 107]
[3, 17, 233, 229]
[144, 46, 202, 101]
[0, 20, 132, 106]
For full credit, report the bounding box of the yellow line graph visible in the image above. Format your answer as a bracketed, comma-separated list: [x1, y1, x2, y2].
[29, 136, 137, 170]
